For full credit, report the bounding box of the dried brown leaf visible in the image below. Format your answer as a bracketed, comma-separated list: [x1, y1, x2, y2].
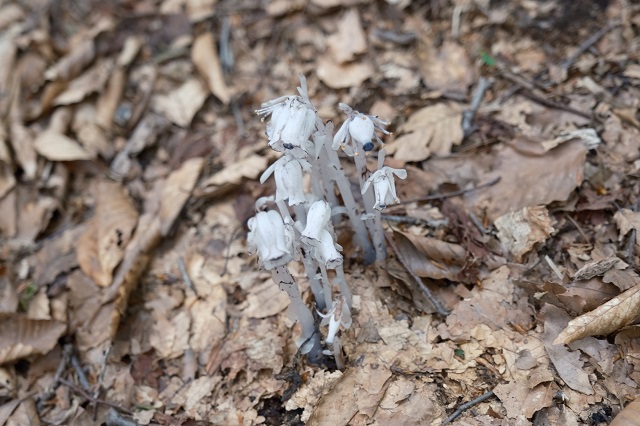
[466, 140, 587, 220]
[0, 314, 66, 365]
[610, 398, 640, 426]
[196, 154, 268, 198]
[495, 206, 555, 261]
[554, 283, 640, 345]
[192, 32, 231, 104]
[9, 121, 37, 180]
[53, 59, 113, 106]
[394, 230, 466, 281]
[0, 32, 17, 116]
[574, 257, 626, 281]
[152, 79, 208, 127]
[614, 209, 640, 240]
[327, 9, 367, 64]
[44, 40, 96, 82]
[317, 57, 373, 89]
[159, 157, 204, 236]
[603, 268, 640, 292]
[77, 181, 139, 287]
[33, 130, 95, 161]
[543, 304, 594, 394]
[387, 103, 464, 162]
[418, 39, 475, 93]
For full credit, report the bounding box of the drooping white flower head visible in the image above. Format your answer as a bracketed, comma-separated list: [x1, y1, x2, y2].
[332, 103, 390, 155]
[247, 210, 294, 270]
[256, 76, 319, 158]
[361, 166, 407, 210]
[318, 296, 352, 344]
[260, 154, 311, 206]
[315, 229, 343, 269]
[301, 200, 331, 247]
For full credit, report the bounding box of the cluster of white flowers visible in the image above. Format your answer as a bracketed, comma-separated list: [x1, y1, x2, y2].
[247, 76, 406, 365]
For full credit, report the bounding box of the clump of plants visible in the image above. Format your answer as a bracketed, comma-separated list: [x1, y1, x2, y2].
[247, 76, 406, 365]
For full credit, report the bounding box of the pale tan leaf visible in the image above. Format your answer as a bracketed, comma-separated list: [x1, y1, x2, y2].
[327, 9, 367, 64]
[0, 314, 66, 365]
[418, 39, 475, 93]
[44, 40, 96, 82]
[495, 206, 555, 261]
[466, 140, 587, 220]
[614, 208, 640, 240]
[152, 78, 208, 127]
[0, 32, 17, 116]
[543, 304, 594, 394]
[192, 32, 231, 104]
[159, 157, 204, 236]
[610, 398, 640, 426]
[33, 130, 95, 161]
[9, 121, 37, 180]
[387, 103, 464, 162]
[394, 230, 466, 281]
[196, 154, 268, 198]
[553, 283, 640, 345]
[53, 58, 113, 106]
[317, 57, 373, 89]
[0, 163, 15, 200]
[603, 268, 640, 292]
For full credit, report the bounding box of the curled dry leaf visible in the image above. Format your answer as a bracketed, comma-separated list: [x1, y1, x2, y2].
[610, 398, 640, 426]
[466, 140, 587, 220]
[553, 282, 640, 345]
[614, 208, 640, 241]
[33, 130, 95, 161]
[0, 314, 66, 365]
[393, 230, 466, 281]
[573, 256, 626, 281]
[387, 103, 464, 162]
[495, 206, 555, 261]
[327, 9, 367, 64]
[152, 78, 208, 127]
[543, 304, 594, 395]
[192, 32, 231, 104]
[77, 181, 139, 287]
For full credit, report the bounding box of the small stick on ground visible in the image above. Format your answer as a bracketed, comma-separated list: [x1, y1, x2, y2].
[441, 390, 496, 425]
[384, 232, 449, 317]
[561, 23, 621, 71]
[69, 348, 91, 391]
[58, 378, 132, 415]
[399, 177, 501, 205]
[462, 77, 493, 137]
[178, 257, 198, 296]
[106, 408, 139, 426]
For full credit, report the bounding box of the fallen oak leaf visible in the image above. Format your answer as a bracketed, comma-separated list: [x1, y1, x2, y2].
[0, 314, 66, 365]
[553, 282, 640, 345]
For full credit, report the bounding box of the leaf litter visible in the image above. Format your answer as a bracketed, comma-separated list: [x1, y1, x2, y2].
[0, 0, 639, 425]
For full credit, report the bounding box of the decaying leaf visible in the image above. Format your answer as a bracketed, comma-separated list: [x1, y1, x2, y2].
[543, 304, 594, 395]
[387, 103, 464, 162]
[466, 140, 587, 220]
[192, 32, 231, 104]
[495, 206, 555, 261]
[574, 257, 626, 281]
[327, 9, 367, 64]
[610, 398, 640, 426]
[33, 130, 95, 161]
[393, 230, 466, 281]
[418, 39, 475, 93]
[77, 181, 139, 287]
[196, 154, 268, 198]
[152, 79, 208, 127]
[317, 57, 373, 89]
[159, 157, 204, 236]
[0, 314, 66, 365]
[554, 283, 640, 346]
[614, 209, 640, 241]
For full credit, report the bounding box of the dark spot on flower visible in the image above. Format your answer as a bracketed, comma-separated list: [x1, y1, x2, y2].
[363, 142, 374, 151]
[283, 143, 294, 149]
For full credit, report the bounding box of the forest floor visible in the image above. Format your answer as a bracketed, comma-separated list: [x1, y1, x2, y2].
[1, 0, 640, 425]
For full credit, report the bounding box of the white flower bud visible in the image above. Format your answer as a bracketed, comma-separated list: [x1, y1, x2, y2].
[361, 167, 408, 210]
[257, 97, 317, 157]
[348, 113, 375, 151]
[301, 200, 331, 246]
[247, 210, 293, 270]
[316, 229, 343, 269]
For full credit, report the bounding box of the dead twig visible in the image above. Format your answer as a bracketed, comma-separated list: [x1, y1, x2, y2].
[560, 23, 621, 71]
[58, 378, 132, 415]
[106, 408, 139, 426]
[384, 232, 449, 316]
[36, 346, 71, 410]
[399, 177, 501, 205]
[441, 390, 496, 425]
[497, 70, 592, 120]
[178, 257, 198, 296]
[69, 348, 91, 392]
[462, 77, 493, 137]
